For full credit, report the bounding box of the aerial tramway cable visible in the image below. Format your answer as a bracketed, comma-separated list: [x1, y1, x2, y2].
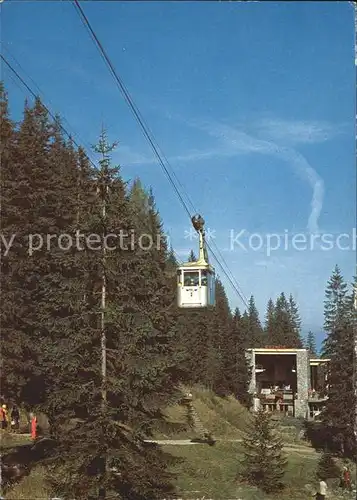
[71, 0, 249, 309]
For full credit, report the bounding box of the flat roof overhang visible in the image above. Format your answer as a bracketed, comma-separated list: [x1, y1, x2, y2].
[309, 358, 330, 365]
[246, 349, 330, 363]
[247, 348, 303, 354]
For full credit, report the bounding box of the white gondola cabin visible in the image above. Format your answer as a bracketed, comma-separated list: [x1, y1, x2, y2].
[177, 215, 215, 308]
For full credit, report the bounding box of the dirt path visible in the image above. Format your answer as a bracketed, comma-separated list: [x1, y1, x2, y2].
[5, 433, 319, 458]
[145, 438, 319, 456]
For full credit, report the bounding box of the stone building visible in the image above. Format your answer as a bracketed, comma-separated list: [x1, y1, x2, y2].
[245, 347, 329, 419]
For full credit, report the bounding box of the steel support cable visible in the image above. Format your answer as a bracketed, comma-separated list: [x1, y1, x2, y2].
[72, 0, 193, 221]
[72, 0, 250, 308]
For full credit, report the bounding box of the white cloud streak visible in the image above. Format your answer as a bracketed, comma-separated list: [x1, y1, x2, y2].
[188, 120, 326, 234]
[115, 146, 156, 166]
[191, 122, 324, 233]
[254, 118, 343, 146]
[116, 117, 340, 233]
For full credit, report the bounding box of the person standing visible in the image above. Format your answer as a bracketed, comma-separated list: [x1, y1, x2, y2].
[0, 404, 8, 430]
[10, 405, 20, 432]
[316, 478, 327, 499]
[30, 412, 37, 440]
[342, 466, 352, 491]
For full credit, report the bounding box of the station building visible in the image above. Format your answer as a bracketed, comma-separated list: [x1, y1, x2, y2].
[245, 347, 330, 419]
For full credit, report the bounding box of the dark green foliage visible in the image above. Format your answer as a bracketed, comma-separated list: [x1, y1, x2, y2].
[1, 88, 185, 498]
[240, 406, 287, 493]
[1, 95, 63, 406]
[322, 321, 355, 456]
[246, 296, 264, 347]
[175, 308, 212, 384]
[288, 294, 303, 346]
[303, 421, 340, 454]
[240, 311, 250, 343]
[228, 308, 251, 407]
[166, 246, 178, 270]
[38, 131, 184, 498]
[321, 265, 349, 358]
[305, 331, 317, 356]
[264, 298, 275, 346]
[268, 293, 303, 348]
[0, 83, 29, 399]
[316, 451, 340, 480]
[45, 418, 177, 500]
[320, 266, 356, 458]
[174, 277, 251, 405]
[208, 278, 231, 391]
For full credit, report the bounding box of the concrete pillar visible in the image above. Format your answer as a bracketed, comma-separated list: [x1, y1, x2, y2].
[245, 350, 256, 394]
[295, 350, 310, 418]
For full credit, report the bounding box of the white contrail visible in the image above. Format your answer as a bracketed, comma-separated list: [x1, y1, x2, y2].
[120, 117, 327, 233]
[200, 122, 325, 234]
[276, 147, 324, 234]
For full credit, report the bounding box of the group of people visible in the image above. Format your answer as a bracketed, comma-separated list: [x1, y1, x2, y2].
[315, 466, 352, 499]
[0, 403, 20, 431]
[0, 402, 38, 439]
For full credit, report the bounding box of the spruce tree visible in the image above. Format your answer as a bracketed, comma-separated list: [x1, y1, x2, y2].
[272, 293, 302, 347]
[228, 308, 251, 407]
[176, 307, 211, 385]
[240, 310, 250, 339]
[209, 279, 234, 395]
[166, 245, 178, 270]
[321, 265, 349, 357]
[321, 267, 355, 458]
[264, 298, 275, 346]
[39, 132, 181, 499]
[322, 318, 355, 457]
[129, 177, 150, 227]
[0, 82, 28, 400]
[316, 450, 340, 480]
[305, 331, 317, 356]
[287, 294, 303, 347]
[129, 178, 189, 385]
[247, 296, 264, 347]
[239, 406, 287, 493]
[232, 307, 248, 348]
[1, 95, 60, 406]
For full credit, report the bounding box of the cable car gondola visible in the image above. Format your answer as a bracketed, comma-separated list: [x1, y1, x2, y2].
[177, 214, 215, 308]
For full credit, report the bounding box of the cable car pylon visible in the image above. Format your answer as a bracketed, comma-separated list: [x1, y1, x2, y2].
[177, 214, 216, 308]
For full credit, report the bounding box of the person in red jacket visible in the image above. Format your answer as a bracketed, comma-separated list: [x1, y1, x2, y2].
[0, 404, 8, 430]
[30, 413, 37, 440]
[342, 466, 352, 491]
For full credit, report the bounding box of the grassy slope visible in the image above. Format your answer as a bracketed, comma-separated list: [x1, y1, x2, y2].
[154, 385, 251, 440]
[167, 441, 319, 500]
[3, 387, 356, 499]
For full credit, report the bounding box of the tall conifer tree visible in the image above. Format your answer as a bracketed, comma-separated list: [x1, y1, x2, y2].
[1, 96, 60, 406]
[288, 294, 303, 347]
[272, 293, 302, 347]
[321, 267, 355, 457]
[247, 296, 264, 347]
[305, 331, 317, 356]
[264, 298, 275, 346]
[40, 131, 181, 498]
[240, 406, 287, 493]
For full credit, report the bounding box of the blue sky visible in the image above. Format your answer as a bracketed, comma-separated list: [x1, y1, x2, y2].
[2, 1, 355, 349]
